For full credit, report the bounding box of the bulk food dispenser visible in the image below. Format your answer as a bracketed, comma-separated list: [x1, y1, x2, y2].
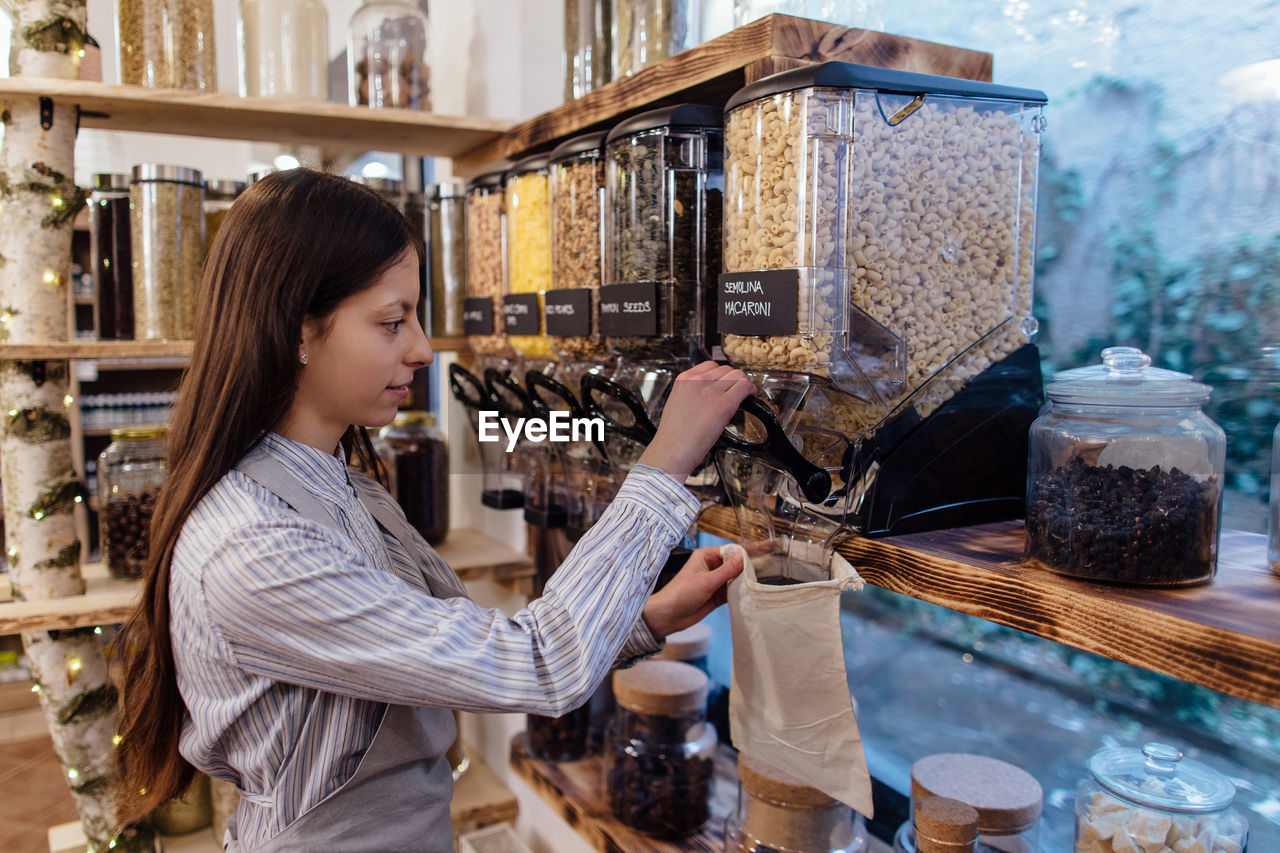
[716, 63, 1048, 566]
[586, 104, 726, 493]
[450, 169, 525, 510]
[504, 153, 559, 367]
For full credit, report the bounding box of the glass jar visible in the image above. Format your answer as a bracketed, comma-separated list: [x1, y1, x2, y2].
[464, 171, 511, 357]
[429, 181, 467, 337]
[612, 0, 700, 79]
[346, 0, 430, 110]
[604, 659, 717, 838]
[603, 104, 723, 361]
[549, 131, 610, 362]
[725, 755, 868, 853]
[1271, 421, 1280, 576]
[732, 1, 884, 30]
[349, 175, 406, 213]
[90, 173, 134, 341]
[240, 0, 329, 99]
[565, 0, 611, 100]
[204, 179, 244, 256]
[130, 164, 205, 341]
[1026, 346, 1227, 587]
[1074, 743, 1248, 853]
[894, 753, 1042, 853]
[504, 154, 556, 362]
[117, 0, 217, 89]
[374, 411, 449, 545]
[526, 706, 592, 763]
[99, 426, 168, 580]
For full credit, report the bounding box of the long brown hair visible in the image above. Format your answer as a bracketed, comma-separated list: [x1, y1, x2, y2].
[114, 169, 422, 824]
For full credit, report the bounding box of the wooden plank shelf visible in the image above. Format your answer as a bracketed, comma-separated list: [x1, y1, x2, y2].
[0, 337, 469, 361]
[0, 528, 533, 634]
[455, 13, 993, 173]
[0, 78, 512, 159]
[509, 734, 737, 853]
[698, 506, 1280, 708]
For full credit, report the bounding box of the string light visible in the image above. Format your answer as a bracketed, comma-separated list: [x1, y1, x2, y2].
[64, 394, 74, 407]
[31, 684, 39, 692]
[33, 511, 44, 520]
[66, 767, 79, 780]
[94, 626, 103, 635]
[42, 270, 56, 284]
[112, 734, 122, 746]
[52, 196, 64, 209]
[68, 657, 82, 672]
[0, 312, 10, 324]
[74, 495, 83, 504]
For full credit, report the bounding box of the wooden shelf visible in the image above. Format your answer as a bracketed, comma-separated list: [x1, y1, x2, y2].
[0, 337, 469, 361]
[509, 734, 737, 853]
[0, 78, 512, 159]
[0, 528, 533, 634]
[698, 506, 1280, 708]
[455, 13, 992, 173]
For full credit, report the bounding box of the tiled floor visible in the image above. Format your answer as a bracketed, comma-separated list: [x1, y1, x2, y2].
[0, 722, 79, 853]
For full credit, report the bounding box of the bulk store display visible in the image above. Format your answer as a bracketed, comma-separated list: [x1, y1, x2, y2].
[89, 173, 134, 341]
[98, 426, 168, 580]
[1025, 347, 1226, 586]
[346, 0, 431, 110]
[130, 164, 206, 342]
[504, 154, 558, 363]
[716, 63, 1048, 541]
[604, 659, 717, 838]
[549, 131, 612, 364]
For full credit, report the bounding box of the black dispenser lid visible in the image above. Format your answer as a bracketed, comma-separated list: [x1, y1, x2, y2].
[724, 61, 1048, 113]
[605, 104, 722, 145]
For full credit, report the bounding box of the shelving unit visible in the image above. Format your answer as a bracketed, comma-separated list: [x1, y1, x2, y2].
[699, 506, 1280, 708]
[509, 735, 738, 853]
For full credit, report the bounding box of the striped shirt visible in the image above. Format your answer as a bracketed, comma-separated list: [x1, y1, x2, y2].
[169, 433, 698, 848]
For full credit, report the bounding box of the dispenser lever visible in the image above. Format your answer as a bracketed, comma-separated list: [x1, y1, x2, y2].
[448, 363, 489, 411]
[579, 372, 659, 445]
[719, 396, 833, 504]
[525, 371, 585, 419]
[483, 367, 536, 421]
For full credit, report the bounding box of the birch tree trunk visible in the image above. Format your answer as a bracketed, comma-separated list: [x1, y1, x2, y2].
[3, 2, 151, 849]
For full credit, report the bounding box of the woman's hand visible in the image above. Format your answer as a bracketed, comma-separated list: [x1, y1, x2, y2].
[639, 538, 771, 640]
[637, 361, 754, 483]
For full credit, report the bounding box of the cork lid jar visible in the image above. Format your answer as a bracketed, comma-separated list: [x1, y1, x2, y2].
[725, 755, 868, 853]
[893, 753, 1042, 853]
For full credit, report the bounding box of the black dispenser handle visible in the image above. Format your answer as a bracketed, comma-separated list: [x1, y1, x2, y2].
[448, 363, 489, 411]
[579, 372, 659, 445]
[718, 396, 833, 504]
[483, 367, 536, 421]
[525, 370, 585, 419]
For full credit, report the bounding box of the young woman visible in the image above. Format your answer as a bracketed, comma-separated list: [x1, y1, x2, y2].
[114, 168, 753, 851]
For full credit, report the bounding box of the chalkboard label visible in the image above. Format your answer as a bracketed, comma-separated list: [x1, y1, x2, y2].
[503, 293, 541, 335]
[717, 269, 800, 336]
[599, 282, 659, 337]
[544, 288, 592, 337]
[463, 297, 494, 335]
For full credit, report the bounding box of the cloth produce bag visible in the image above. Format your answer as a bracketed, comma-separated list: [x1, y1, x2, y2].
[725, 542, 873, 815]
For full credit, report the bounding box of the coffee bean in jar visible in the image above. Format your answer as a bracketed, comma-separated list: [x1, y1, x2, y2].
[347, 0, 431, 110]
[1025, 347, 1226, 587]
[99, 426, 168, 580]
[604, 659, 716, 838]
[374, 412, 449, 546]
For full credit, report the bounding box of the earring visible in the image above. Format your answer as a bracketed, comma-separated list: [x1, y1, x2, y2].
[299, 352, 309, 365]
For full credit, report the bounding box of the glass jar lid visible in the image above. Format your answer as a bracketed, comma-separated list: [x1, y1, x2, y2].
[1045, 347, 1211, 407]
[247, 167, 278, 184]
[612, 659, 708, 717]
[431, 180, 467, 200]
[132, 164, 203, 186]
[205, 179, 246, 199]
[468, 170, 506, 192]
[506, 152, 552, 178]
[92, 173, 131, 192]
[110, 426, 168, 441]
[1089, 743, 1236, 814]
[349, 175, 403, 197]
[654, 622, 710, 662]
[550, 130, 609, 163]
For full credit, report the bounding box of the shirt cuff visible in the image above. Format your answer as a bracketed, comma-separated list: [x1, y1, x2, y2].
[615, 616, 665, 668]
[614, 462, 700, 541]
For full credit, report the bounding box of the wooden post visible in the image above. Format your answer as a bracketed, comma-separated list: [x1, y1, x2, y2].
[2, 2, 151, 849]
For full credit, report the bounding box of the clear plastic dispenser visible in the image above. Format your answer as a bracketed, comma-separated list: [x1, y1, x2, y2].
[1026, 346, 1225, 586]
[504, 154, 557, 363]
[1074, 743, 1247, 853]
[603, 103, 723, 364]
[549, 130, 611, 365]
[446, 362, 525, 511]
[719, 62, 1048, 538]
[464, 170, 513, 359]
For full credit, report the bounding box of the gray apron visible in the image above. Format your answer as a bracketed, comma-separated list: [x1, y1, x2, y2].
[223, 446, 464, 852]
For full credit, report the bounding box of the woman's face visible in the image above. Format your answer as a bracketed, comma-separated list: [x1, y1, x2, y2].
[281, 252, 432, 450]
